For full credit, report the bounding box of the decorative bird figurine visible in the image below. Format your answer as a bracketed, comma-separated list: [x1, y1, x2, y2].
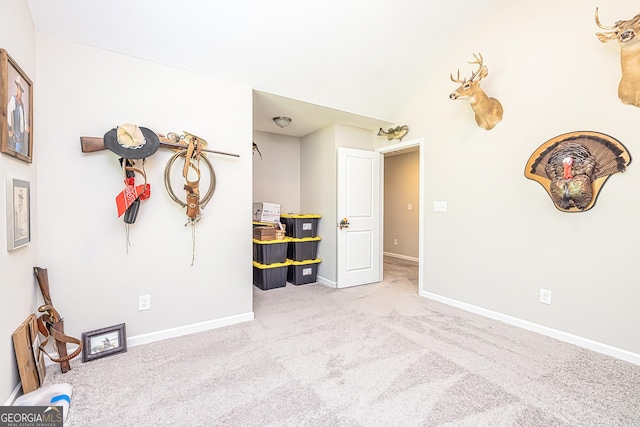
[525, 131, 631, 212]
[377, 125, 409, 141]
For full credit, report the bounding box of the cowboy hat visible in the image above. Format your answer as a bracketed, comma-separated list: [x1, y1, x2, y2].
[104, 123, 159, 159]
[14, 76, 24, 93]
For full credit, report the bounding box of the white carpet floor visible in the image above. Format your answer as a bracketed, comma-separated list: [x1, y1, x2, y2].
[42, 257, 640, 426]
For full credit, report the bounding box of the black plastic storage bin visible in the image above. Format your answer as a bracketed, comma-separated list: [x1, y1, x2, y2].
[253, 260, 291, 290]
[286, 236, 321, 261]
[280, 214, 321, 238]
[287, 258, 321, 285]
[253, 239, 289, 264]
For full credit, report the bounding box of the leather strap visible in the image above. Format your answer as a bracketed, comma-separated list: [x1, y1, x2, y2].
[37, 305, 83, 363]
[183, 140, 196, 178]
[125, 166, 150, 197]
[184, 162, 201, 219]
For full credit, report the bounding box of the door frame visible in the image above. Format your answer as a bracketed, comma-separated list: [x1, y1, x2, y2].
[376, 137, 424, 294]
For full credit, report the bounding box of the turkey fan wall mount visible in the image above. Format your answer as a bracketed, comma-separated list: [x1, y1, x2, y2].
[524, 131, 631, 212]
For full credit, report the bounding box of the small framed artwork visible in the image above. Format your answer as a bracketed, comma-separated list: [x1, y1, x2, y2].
[81, 323, 127, 362]
[0, 48, 33, 163]
[6, 178, 30, 251]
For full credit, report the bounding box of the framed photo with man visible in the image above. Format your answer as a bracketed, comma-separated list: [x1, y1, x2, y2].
[0, 49, 33, 163]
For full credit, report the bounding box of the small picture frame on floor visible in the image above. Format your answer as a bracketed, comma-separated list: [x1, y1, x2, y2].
[81, 323, 127, 362]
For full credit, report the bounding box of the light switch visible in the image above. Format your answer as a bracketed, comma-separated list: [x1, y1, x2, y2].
[407, 203, 412, 211]
[433, 201, 447, 212]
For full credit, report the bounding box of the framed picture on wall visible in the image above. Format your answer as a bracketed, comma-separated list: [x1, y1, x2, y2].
[6, 177, 31, 251]
[0, 49, 33, 163]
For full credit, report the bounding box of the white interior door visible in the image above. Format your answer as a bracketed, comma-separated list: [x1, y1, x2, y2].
[337, 147, 381, 288]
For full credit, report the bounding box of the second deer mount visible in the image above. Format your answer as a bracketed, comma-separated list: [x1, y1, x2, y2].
[449, 53, 503, 130]
[595, 7, 640, 108]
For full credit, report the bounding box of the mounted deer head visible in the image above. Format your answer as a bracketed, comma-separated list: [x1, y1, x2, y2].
[450, 53, 503, 130]
[595, 8, 640, 107]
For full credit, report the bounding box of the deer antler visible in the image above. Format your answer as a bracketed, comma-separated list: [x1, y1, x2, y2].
[595, 7, 617, 30]
[450, 69, 466, 84]
[450, 53, 484, 83]
[467, 53, 485, 81]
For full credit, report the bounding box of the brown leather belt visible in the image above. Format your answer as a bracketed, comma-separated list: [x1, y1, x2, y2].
[37, 305, 82, 363]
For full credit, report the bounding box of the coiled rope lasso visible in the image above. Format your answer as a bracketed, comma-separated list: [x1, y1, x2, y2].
[163, 149, 216, 212]
[164, 148, 216, 265]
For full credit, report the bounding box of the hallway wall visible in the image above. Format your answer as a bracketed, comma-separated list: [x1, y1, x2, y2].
[383, 150, 419, 260]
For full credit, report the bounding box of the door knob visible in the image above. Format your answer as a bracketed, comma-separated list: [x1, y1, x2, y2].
[339, 217, 350, 229]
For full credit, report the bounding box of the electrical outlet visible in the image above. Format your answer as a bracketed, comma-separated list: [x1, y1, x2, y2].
[393, 238, 398, 246]
[539, 289, 552, 305]
[138, 294, 151, 311]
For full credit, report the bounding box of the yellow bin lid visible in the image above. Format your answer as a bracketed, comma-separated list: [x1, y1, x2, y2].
[288, 258, 321, 265]
[252, 238, 290, 245]
[288, 236, 321, 243]
[280, 213, 321, 219]
[253, 260, 292, 269]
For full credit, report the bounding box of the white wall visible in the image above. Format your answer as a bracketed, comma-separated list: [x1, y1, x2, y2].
[335, 125, 375, 151]
[299, 124, 376, 285]
[300, 126, 337, 283]
[1, 0, 37, 403]
[394, 0, 640, 359]
[32, 34, 254, 364]
[6, 0, 640, 404]
[252, 131, 300, 214]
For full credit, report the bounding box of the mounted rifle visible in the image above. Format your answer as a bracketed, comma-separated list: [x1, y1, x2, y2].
[80, 134, 239, 158]
[80, 128, 238, 264]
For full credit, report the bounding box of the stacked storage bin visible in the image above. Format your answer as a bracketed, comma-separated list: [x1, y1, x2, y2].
[252, 226, 290, 290]
[280, 214, 322, 285]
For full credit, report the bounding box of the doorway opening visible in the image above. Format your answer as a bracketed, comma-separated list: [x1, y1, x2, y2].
[377, 137, 424, 295]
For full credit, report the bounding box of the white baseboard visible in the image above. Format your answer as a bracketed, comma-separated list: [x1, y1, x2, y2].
[316, 275, 337, 288]
[4, 383, 22, 406]
[7, 312, 254, 405]
[384, 252, 419, 263]
[421, 290, 640, 366]
[127, 311, 254, 348]
[41, 312, 256, 363]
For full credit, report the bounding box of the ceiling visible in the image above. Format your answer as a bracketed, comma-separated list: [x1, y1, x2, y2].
[252, 90, 393, 137]
[27, 0, 496, 138]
